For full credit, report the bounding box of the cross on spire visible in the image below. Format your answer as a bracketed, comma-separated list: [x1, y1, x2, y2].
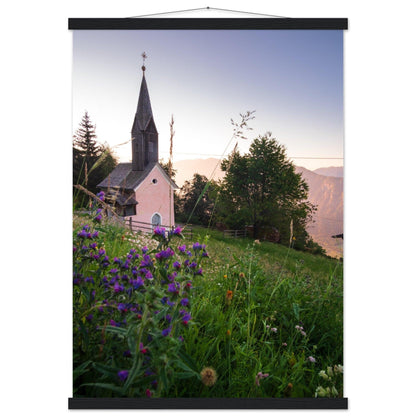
[141, 52, 147, 72]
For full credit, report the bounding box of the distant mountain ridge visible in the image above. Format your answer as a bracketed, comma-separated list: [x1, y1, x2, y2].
[313, 166, 343, 178]
[173, 158, 343, 258]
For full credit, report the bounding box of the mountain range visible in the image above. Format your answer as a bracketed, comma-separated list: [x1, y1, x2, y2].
[173, 158, 343, 258]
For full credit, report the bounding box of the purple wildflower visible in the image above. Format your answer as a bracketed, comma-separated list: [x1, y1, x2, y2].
[118, 303, 128, 313]
[97, 191, 105, 201]
[162, 326, 172, 337]
[193, 242, 202, 251]
[142, 246, 148, 254]
[141, 255, 153, 268]
[173, 226, 182, 235]
[168, 272, 177, 282]
[118, 370, 129, 382]
[133, 277, 144, 289]
[178, 244, 186, 253]
[77, 230, 88, 239]
[153, 226, 166, 238]
[144, 271, 153, 280]
[114, 282, 124, 293]
[173, 261, 181, 270]
[255, 372, 269, 386]
[180, 310, 192, 325]
[168, 282, 180, 294]
[180, 298, 189, 307]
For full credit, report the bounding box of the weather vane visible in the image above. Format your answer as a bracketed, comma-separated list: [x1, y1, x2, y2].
[141, 52, 147, 72]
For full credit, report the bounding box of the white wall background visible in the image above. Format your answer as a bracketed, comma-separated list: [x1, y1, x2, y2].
[1, 1, 415, 415]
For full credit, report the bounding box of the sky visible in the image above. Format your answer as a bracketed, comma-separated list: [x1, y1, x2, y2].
[72, 29, 344, 170]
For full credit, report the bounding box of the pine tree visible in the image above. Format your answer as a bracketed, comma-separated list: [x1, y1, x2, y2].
[73, 111, 100, 172]
[73, 111, 118, 207]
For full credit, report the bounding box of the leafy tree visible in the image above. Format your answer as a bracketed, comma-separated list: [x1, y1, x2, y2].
[159, 159, 177, 180]
[73, 111, 118, 207]
[219, 133, 316, 248]
[176, 173, 219, 225]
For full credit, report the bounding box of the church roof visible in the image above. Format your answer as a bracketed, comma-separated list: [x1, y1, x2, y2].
[132, 74, 157, 132]
[97, 162, 178, 191]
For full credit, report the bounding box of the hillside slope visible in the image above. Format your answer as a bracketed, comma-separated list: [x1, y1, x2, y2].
[295, 167, 343, 258]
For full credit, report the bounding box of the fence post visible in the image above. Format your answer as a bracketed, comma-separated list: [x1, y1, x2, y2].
[129, 217, 132, 232]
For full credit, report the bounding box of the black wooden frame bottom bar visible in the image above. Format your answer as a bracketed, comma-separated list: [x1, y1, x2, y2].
[69, 397, 348, 409]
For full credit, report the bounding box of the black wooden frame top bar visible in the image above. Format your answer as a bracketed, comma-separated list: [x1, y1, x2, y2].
[68, 18, 348, 30]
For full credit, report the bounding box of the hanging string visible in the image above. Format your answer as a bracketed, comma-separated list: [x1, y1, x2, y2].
[129, 6, 288, 19]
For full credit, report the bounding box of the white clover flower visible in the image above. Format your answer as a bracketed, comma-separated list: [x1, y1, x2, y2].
[315, 386, 327, 398]
[334, 364, 343, 374]
[319, 370, 329, 380]
[307, 356, 316, 363]
[327, 366, 334, 377]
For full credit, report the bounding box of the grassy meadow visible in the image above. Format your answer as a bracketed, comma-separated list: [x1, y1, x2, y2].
[73, 208, 343, 399]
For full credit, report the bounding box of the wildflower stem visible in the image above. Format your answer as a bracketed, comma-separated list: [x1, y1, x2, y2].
[247, 243, 254, 347]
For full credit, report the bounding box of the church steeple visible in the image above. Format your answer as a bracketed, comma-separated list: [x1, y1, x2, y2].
[131, 52, 158, 171]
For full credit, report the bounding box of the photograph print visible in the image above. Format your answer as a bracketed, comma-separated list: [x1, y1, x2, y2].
[71, 22, 345, 404]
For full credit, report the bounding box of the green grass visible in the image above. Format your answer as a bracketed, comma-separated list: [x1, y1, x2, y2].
[173, 226, 343, 397]
[73, 215, 343, 398]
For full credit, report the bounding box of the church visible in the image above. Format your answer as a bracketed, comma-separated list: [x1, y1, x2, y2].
[98, 58, 178, 229]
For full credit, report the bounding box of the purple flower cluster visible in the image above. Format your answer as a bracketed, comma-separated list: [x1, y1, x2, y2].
[73, 220, 210, 397]
[153, 226, 166, 238]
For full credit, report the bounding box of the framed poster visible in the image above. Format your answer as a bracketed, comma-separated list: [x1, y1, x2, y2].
[69, 16, 347, 409]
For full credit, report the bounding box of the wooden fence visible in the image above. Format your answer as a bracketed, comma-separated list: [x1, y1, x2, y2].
[125, 218, 193, 239]
[223, 229, 247, 238]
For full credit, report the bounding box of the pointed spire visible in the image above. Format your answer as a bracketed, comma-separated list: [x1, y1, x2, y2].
[134, 74, 154, 131]
[131, 53, 159, 171]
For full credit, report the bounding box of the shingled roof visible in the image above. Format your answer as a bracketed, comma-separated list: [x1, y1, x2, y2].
[97, 161, 178, 191]
[132, 74, 157, 133]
